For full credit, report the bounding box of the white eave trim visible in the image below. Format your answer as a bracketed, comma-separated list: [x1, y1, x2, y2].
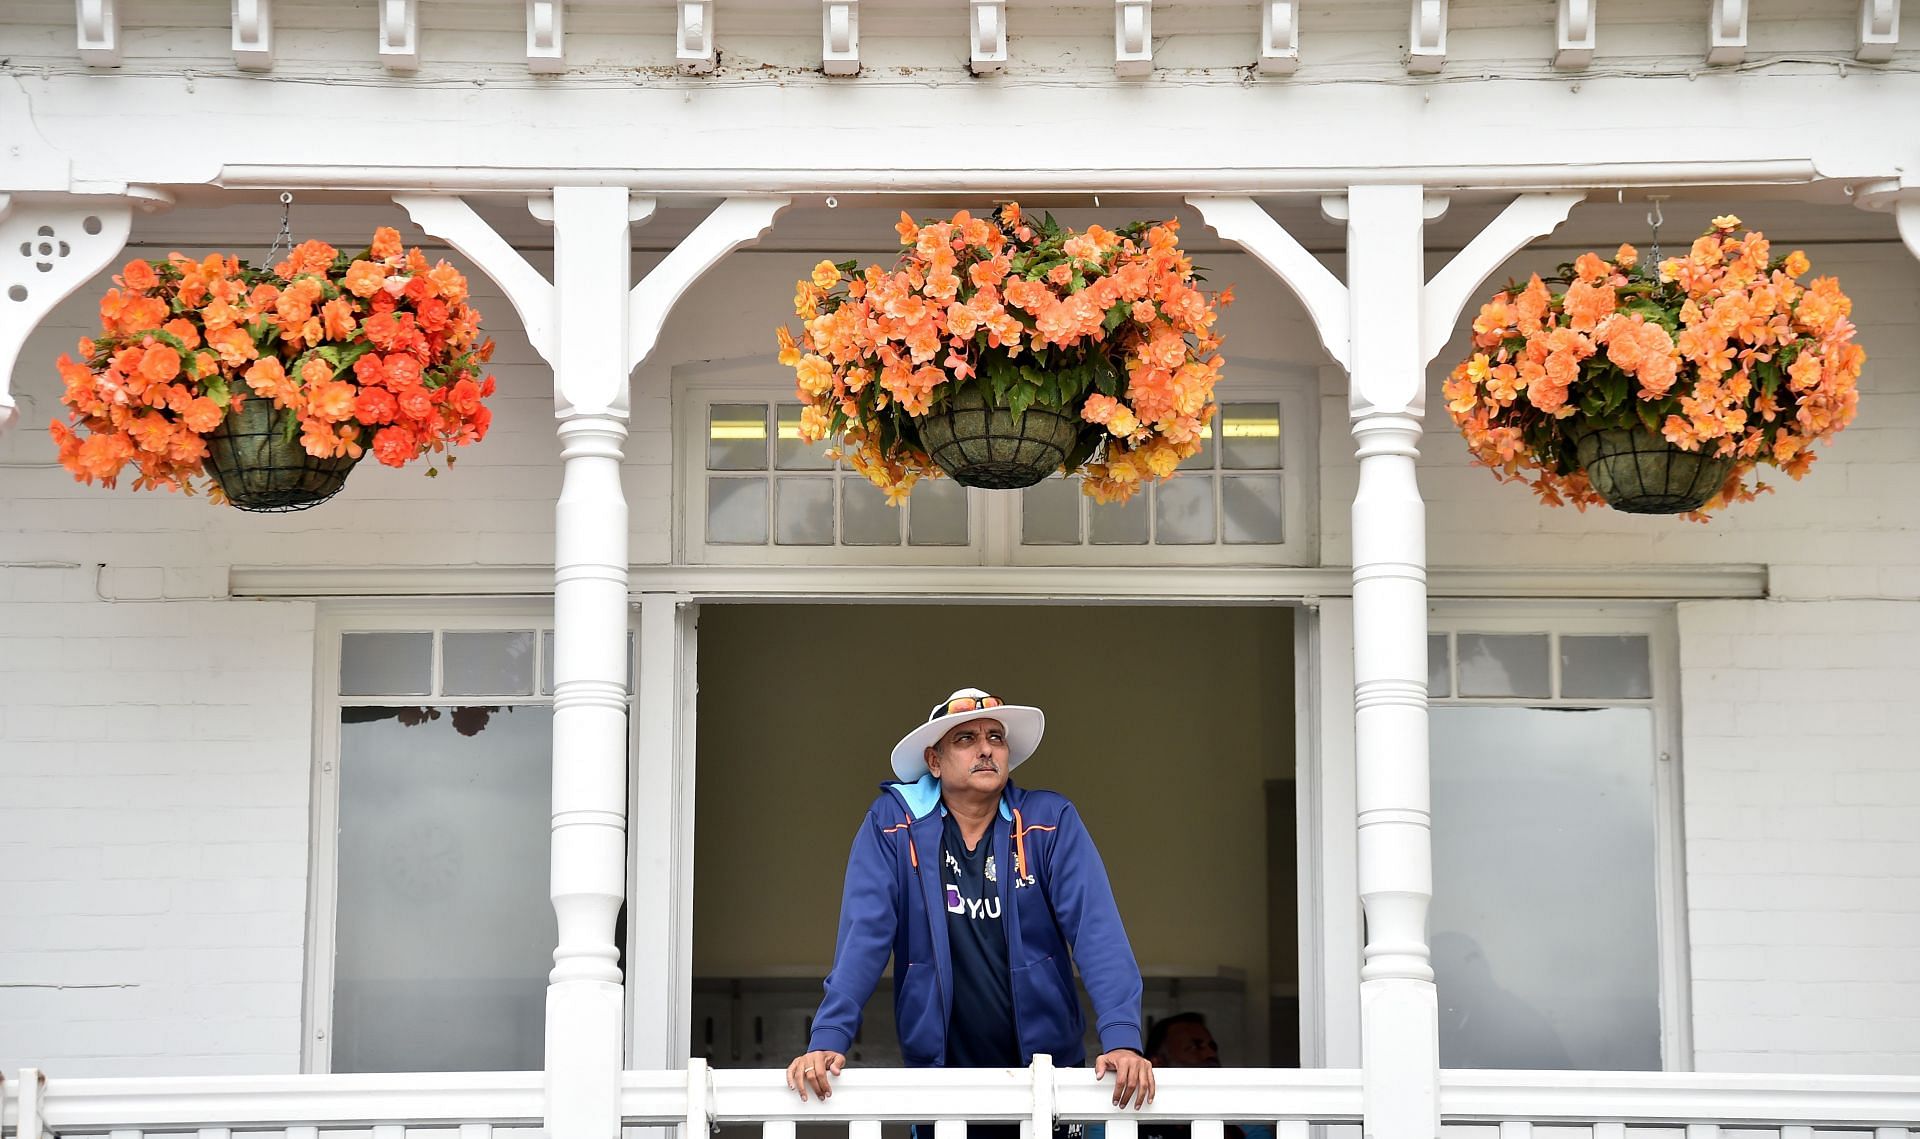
[228, 564, 1770, 602]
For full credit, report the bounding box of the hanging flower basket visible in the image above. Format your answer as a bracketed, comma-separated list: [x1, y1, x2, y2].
[1445, 215, 1864, 520]
[202, 398, 364, 512]
[50, 227, 497, 511]
[914, 385, 1087, 490]
[1568, 424, 1737, 514]
[777, 203, 1233, 504]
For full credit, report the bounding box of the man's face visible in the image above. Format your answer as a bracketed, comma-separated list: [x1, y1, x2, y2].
[924, 716, 1010, 796]
[1156, 1021, 1221, 1068]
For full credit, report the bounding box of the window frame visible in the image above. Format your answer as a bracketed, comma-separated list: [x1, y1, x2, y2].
[1424, 602, 1693, 1071]
[675, 356, 1318, 568]
[1001, 368, 1317, 566]
[676, 361, 987, 566]
[303, 603, 636, 1074]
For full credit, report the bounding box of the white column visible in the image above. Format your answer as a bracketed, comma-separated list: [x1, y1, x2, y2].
[1195, 187, 1576, 1123]
[396, 191, 786, 1138]
[1341, 184, 1439, 1139]
[547, 184, 637, 1139]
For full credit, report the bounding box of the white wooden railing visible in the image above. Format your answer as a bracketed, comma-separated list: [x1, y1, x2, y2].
[7, 1063, 1919, 1139]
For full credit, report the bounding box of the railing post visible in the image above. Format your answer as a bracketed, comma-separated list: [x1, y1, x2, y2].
[1031, 1053, 1055, 1139]
[20, 1068, 45, 1139]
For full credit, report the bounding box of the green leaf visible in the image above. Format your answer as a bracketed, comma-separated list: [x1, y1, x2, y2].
[1636, 400, 1663, 434]
[1009, 384, 1037, 422]
[205, 376, 231, 406]
[1598, 369, 1629, 415]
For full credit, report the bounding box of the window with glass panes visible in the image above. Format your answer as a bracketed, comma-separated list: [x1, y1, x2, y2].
[702, 401, 972, 549]
[317, 623, 632, 1074]
[1424, 621, 1679, 1072]
[681, 367, 1314, 566]
[1021, 400, 1289, 547]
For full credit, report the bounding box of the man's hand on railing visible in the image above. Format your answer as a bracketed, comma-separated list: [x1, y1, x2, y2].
[785, 1049, 847, 1101]
[1093, 1049, 1155, 1109]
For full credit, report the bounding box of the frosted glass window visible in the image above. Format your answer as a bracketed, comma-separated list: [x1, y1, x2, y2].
[1022, 478, 1082, 545]
[776, 404, 834, 470]
[1561, 636, 1653, 699]
[1430, 706, 1662, 1071]
[540, 629, 635, 696]
[707, 477, 768, 545]
[909, 478, 969, 546]
[841, 480, 901, 546]
[708, 404, 769, 470]
[1184, 416, 1215, 468]
[1220, 402, 1283, 469]
[1155, 476, 1215, 544]
[1221, 475, 1284, 544]
[1089, 493, 1150, 545]
[341, 632, 432, 696]
[1429, 634, 1451, 698]
[443, 631, 536, 697]
[775, 479, 835, 546]
[1457, 634, 1551, 699]
[333, 704, 556, 1073]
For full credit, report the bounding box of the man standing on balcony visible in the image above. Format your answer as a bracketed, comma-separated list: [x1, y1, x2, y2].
[787, 687, 1155, 1116]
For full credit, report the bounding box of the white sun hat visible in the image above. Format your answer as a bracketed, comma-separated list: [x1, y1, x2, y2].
[889, 687, 1046, 783]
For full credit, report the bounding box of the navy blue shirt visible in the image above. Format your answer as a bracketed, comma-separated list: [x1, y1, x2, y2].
[940, 810, 1019, 1067]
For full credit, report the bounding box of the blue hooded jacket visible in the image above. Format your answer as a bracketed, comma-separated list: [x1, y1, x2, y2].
[806, 774, 1144, 1068]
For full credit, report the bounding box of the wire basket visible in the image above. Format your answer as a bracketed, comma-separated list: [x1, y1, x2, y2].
[915, 385, 1091, 490]
[203, 399, 362, 512]
[1571, 425, 1736, 514]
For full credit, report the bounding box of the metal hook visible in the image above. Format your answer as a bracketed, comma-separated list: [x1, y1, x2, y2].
[1645, 195, 1668, 263]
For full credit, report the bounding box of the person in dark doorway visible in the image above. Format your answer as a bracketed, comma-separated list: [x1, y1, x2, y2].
[786, 687, 1155, 1121]
[1140, 1013, 1273, 1139]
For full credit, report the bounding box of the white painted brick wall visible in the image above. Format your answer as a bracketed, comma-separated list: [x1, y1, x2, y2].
[0, 569, 314, 1075]
[1678, 600, 1920, 1074]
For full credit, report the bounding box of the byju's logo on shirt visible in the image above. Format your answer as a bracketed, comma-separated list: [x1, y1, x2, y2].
[946, 890, 1002, 919]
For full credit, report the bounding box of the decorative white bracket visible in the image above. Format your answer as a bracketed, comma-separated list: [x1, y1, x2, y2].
[394, 194, 565, 367]
[1857, 0, 1900, 61]
[379, 0, 420, 71]
[0, 197, 135, 437]
[394, 193, 787, 407]
[823, 0, 859, 75]
[76, 0, 122, 66]
[1420, 191, 1583, 364]
[1407, 0, 1445, 73]
[679, 0, 716, 72]
[628, 197, 788, 372]
[1706, 0, 1747, 64]
[1854, 178, 1920, 266]
[1190, 190, 1582, 386]
[1555, 0, 1595, 69]
[1115, 0, 1152, 75]
[1259, 0, 1299, 74]
[527, 0, 565, 73]
[1188, 196, 1350, 371]
[971, 0, 1008, 73]
[231, 0, 274, 70]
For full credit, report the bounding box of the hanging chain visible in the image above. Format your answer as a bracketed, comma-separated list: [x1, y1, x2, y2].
[1645, 195, 1667, 265]
[263, 192, 295, 266]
